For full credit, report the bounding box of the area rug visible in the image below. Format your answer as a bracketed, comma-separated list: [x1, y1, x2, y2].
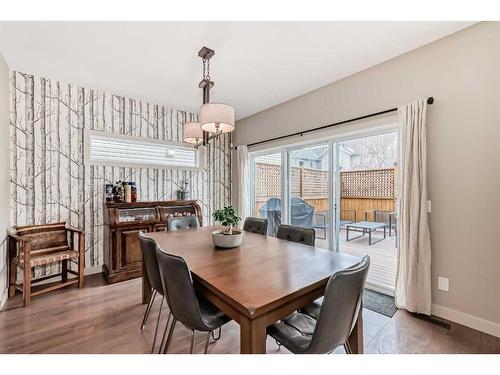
[363, 289, 397, 317]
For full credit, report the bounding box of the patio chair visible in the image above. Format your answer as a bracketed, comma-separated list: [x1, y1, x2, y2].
[312, 212, 327, 240]
[364, 210, 396, 237]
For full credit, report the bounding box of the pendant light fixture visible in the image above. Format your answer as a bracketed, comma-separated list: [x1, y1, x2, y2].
[183, 47, 235, 147]
[200, 103, 235, 133]
[182, 121, 204, 144]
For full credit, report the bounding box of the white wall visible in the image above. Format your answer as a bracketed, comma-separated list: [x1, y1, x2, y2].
[235, 22, 500, 336]
[0, 51, 9, 309]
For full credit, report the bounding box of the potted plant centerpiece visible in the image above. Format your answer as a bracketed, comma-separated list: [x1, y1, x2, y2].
[211, 206, 243, 248]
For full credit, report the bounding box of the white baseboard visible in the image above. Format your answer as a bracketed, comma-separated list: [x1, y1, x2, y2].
[0, 287, 7, 311]
[432, 304, 500, 338]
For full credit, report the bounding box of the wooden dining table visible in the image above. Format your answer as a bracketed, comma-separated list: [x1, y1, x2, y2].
[142, 226, 364, 354]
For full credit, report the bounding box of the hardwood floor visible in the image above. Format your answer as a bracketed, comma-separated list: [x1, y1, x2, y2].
[0, 274, 498, 354]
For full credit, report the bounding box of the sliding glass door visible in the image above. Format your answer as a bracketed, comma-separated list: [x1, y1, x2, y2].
[286, 143, 330, 249]
[250, 152, 283, 236]
[333, 130, 399, 295]
[248, 126, 400, 295]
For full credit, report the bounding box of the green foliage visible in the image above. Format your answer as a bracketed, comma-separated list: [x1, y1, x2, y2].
[212, 206, 241, 228]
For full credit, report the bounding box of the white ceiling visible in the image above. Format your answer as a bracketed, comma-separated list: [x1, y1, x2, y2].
[0, 22, 474, 120]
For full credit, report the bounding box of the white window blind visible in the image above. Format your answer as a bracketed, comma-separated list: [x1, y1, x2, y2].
[86, 131, 199, 169]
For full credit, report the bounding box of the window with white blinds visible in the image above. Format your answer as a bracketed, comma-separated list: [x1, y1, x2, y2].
[85, 131, 200, 169]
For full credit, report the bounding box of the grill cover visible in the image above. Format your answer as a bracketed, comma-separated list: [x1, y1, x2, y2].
[259, 197, 314, 236]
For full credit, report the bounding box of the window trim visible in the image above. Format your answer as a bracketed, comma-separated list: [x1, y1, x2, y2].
[84, 129, 203, 171]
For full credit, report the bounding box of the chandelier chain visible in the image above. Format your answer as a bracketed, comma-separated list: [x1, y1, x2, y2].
[202, 58, 211, 81]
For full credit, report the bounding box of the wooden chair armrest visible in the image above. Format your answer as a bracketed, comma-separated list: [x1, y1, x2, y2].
[8, 233, 32, 243]
[66, 226, 85, 255]
[65, 225, 85, 234]
[8, 233, 32, 260]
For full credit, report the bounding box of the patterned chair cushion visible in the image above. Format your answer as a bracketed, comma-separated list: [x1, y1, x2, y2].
[16, 248, 79, 267]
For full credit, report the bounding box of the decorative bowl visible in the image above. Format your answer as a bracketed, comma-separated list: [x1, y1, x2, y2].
[211, 229, 243, 249]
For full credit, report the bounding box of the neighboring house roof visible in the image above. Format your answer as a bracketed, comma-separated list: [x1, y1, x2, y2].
[339, 145, 354, 155]
[292, 148, 325, 161]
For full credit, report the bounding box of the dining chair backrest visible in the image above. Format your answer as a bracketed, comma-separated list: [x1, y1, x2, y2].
[276, 224, 315, 246]
[167, 216, 200, 231]
[154, 246, 208, 332]
[138, 232, 164, 295]
[308, 256, 370, 354]
[243, 217, 268, 235]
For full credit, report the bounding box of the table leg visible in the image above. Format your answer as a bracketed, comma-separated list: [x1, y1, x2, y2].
[347, 226, 365, 242]
[347, 308, 364, 354]
[142, 258, 151, 305]
[240, 316, 267, 354]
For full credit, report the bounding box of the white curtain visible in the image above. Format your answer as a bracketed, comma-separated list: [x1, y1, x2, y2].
[395, 99, 432, 315]
[235, 145, 250, 225]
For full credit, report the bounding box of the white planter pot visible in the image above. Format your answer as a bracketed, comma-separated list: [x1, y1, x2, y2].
[212, 229, 243, 249]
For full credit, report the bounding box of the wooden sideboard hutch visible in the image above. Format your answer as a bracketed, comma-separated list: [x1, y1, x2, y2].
[103, 200, 202, 283]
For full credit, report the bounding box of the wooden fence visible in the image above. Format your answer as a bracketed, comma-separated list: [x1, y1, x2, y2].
[255, 162, 396, 220]
[340, 168, 395, 199]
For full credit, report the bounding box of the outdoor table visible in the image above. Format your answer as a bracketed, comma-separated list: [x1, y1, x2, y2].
[346, 221, 386, 245]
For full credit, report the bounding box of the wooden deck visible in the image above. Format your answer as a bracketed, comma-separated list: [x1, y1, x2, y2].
[316, 228, 397, 295]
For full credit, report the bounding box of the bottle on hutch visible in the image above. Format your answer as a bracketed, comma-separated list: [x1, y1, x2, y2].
[123, 181, 132, 203]
[114, 180, 124, 202]
[130, 182, 137, 202]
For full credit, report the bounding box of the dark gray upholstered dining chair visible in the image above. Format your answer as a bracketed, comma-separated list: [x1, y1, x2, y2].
[276, 224, 315, 246]
[166, 216, 200, 231]
[138, 232, 172, 353]
[155, 247, 231, 354]
[267, 256, 369, 354]
[243, 217, 268, 235]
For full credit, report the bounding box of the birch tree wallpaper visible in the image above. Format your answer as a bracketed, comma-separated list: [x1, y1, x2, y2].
[9, 71, 231, 274]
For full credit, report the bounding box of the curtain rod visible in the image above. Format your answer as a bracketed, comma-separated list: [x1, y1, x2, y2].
[241, 97, 434, 149]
